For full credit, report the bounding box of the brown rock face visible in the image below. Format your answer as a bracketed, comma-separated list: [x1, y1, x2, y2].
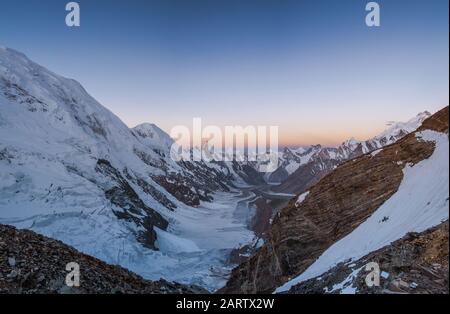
[419, 106, 449, 133]
[220, 107, 448, 294]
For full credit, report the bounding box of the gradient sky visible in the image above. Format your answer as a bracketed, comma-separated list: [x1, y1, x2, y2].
[0, 0, 448, 146]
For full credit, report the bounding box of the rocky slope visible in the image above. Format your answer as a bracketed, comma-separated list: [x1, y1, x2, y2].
[220, 107, 449, 294]
[285, 222, 448, 294]
[0, 224, 206, 294]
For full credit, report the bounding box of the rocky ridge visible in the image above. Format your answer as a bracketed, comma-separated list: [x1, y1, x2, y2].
[220, 107, 448, 294]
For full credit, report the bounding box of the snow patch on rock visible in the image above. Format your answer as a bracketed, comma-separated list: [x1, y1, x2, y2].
[295, 191, 310, 207]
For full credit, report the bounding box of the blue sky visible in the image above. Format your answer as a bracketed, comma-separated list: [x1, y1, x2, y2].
[0, 0, 448, 145]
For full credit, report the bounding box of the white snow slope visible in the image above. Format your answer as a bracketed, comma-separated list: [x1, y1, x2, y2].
[276, 130, 449, 293]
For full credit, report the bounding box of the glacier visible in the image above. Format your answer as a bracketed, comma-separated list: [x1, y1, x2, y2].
[0, 46, 256, 291]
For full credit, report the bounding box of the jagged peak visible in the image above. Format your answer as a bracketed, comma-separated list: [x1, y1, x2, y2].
[340, 137, 360, 150]
[373, 111, 431, 142]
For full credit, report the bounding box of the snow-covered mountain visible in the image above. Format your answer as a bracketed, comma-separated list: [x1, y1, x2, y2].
[132, 122, 175, 152]
[0, 46, 205, 237]
[0, 47, 255, 290]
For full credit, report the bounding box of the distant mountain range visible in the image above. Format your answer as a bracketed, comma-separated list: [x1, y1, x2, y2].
[269, 111, 431, 195]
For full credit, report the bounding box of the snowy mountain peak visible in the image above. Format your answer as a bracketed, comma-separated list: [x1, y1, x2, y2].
[0, 46, 136, 150]
[373, 111, 431, 143]
[341, 137, 359, 148]
[133, 123, 174, 150]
